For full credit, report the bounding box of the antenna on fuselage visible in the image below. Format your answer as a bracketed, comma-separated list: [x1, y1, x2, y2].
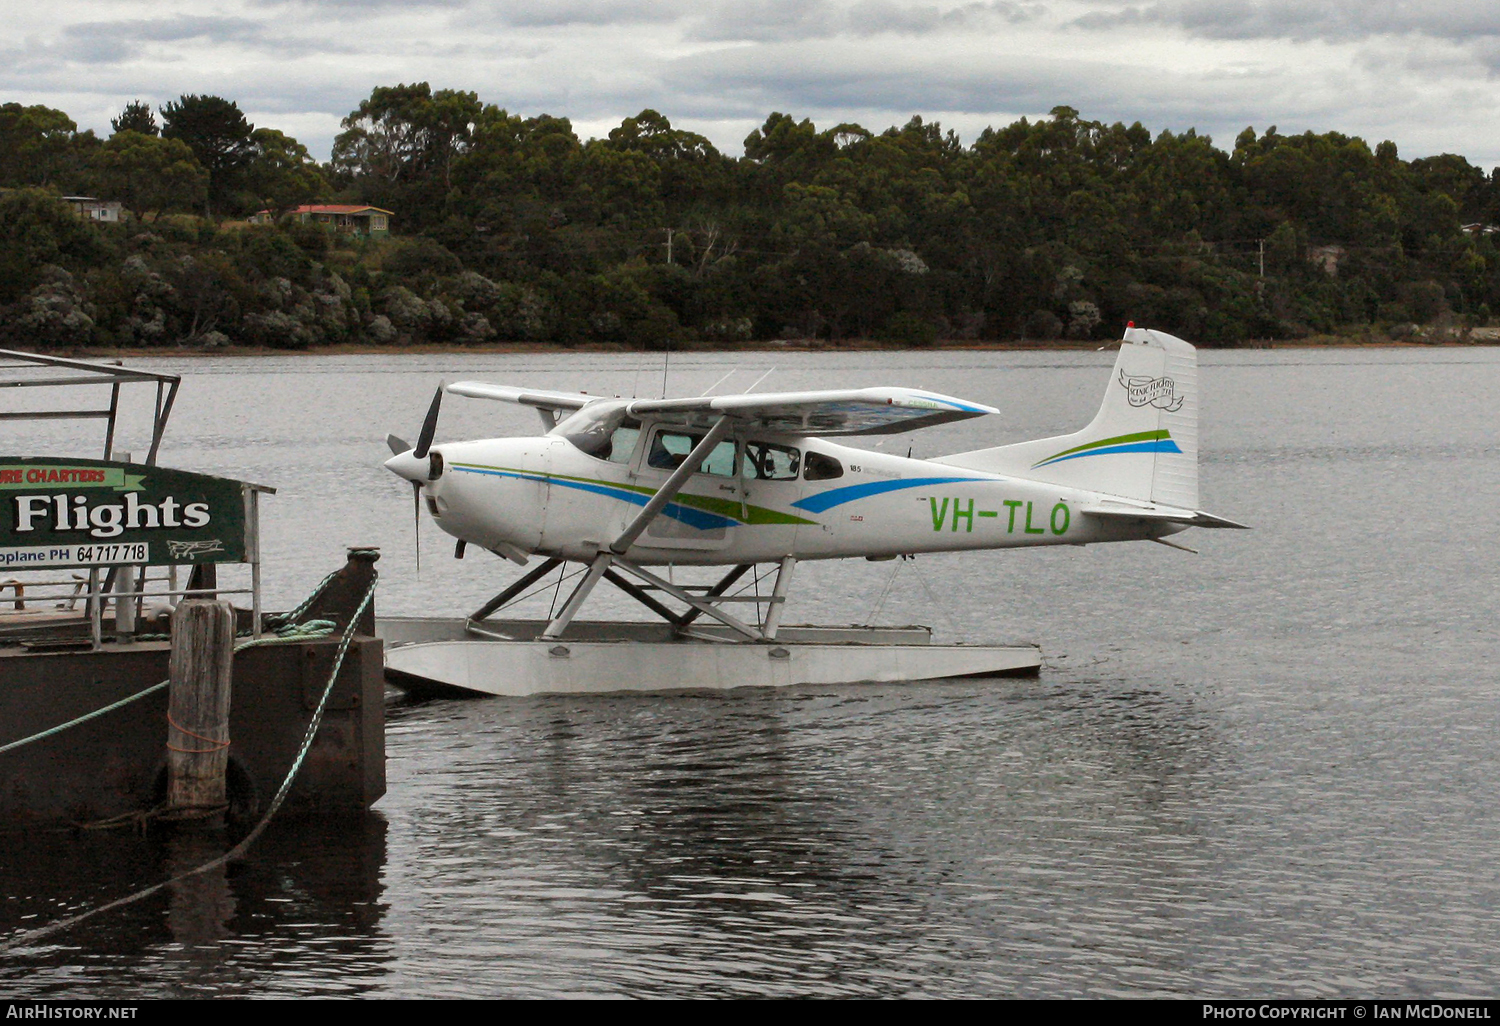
[741, 367, 776, 393]
[700, 367, 739, 396]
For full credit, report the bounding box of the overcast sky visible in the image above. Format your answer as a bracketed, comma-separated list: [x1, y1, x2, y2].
[7, 0, 1499, 168]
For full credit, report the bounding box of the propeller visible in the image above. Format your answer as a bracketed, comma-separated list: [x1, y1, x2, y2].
[383, 386, 446, 576]
[414, 386, 442, 459]
[412, 476, 423, 576]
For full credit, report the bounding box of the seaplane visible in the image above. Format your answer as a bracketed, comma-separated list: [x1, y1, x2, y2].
[378, 326, 1245, 696]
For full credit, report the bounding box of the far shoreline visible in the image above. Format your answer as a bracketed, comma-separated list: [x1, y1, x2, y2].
[26, 335, 1500, 361]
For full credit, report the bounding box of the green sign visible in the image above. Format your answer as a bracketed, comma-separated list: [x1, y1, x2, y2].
[0, 458, 253, 571]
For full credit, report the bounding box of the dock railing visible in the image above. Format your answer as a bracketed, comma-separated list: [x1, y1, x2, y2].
[1, 350, 270, 648]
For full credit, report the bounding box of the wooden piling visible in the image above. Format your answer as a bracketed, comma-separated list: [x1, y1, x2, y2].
[166, 599, 236, 816]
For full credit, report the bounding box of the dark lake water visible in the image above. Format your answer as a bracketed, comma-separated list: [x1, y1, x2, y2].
[2, 346, 1497, 997]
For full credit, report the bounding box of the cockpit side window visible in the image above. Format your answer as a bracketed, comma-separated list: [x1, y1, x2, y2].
[803, 451, 844, 481]
[745, 440, 800, 480]
[606, 424, 640, 465]
[551, 402, 638, 462]
[648, 429, 737, 477]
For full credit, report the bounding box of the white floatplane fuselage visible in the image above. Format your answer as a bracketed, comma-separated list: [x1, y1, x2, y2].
[422, 431, 1178, 567]
[380, 327, 1244, 680]
[392, 326, 1243, 570]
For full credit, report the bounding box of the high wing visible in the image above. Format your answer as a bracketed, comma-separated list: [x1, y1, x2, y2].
[446, 382, 595, 413]
[448, 382, 998, 437]
[627, 388, 996, 435]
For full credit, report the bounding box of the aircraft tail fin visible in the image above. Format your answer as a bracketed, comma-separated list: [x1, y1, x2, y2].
[932, 327, 1199, 508]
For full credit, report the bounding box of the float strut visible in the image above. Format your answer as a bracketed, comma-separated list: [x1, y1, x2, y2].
[541, 554, 612, 639]
[674, 564, 753, 628]
[469, 557, 564, 623]
[761, 556, 796, 640]
[602, 569, 681, 624]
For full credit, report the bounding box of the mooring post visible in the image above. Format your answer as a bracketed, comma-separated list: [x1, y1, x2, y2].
[113, 564, 137, 640]
[166, 599, 236, 817]
[297, 547, 380, 637]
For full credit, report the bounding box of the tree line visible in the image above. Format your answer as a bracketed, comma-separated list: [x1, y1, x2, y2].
[3, 86, 1499, 351]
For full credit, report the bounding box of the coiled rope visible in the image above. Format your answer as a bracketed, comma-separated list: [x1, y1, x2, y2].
[0, 569, 378, 956]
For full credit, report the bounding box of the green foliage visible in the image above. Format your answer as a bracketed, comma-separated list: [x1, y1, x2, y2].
[882, 311, 937, 347]
[7, 91, 1500, 350]
[88, 132, 207, 220]
[0, 189, 108, 305]
[111, 101, 158, 137]
[0, 103, 92, 189]
[331, 82, 483, 226]
[244, 128, 329, 215]
[160, 95, 255, 215]
[383, 237, 463, 281]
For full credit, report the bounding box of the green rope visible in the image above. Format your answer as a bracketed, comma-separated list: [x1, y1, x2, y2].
[0, 567, 357, 756]
[0, 680, 169, 756]
[263, 567, 340, 628]
[0, 571, 379, 956]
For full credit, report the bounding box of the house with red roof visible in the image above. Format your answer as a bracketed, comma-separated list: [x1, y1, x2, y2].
[251, 204, 393, 238]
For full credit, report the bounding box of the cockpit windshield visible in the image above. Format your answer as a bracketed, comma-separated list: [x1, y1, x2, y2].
[550, 400, 640, 463]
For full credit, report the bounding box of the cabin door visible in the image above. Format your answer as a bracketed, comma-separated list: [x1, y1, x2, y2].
[632, 425, 740, 552]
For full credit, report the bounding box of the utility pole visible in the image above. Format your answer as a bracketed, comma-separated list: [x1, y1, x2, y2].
[1258, 238, 1265, 278]
[663, 227, 675, 265]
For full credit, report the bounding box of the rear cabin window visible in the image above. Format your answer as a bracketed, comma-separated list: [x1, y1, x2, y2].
[745, 441, 800, 480]
[648, 429, 737, 477]
[803, 451, 844, 481]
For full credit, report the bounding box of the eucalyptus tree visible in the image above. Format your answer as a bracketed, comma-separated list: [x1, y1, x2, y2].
[160, 94, 256, 216]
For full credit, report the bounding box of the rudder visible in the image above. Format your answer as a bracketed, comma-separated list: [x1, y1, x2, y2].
[932, 327, 1199, 507]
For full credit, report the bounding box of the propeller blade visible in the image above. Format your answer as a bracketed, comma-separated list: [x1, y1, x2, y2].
[387, 433, 411, 456]
[412, 482, 422, 576]
[413, 387, 443, 459]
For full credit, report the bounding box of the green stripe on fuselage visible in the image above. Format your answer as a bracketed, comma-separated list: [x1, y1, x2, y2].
[453, 463, 818, 527]
[1036, 429, 1172, 465]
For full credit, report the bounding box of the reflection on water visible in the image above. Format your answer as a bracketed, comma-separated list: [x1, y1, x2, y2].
[2, 348, 1499, 996]
[375, 680, 1232, 998]
[0, 816, 389, 998]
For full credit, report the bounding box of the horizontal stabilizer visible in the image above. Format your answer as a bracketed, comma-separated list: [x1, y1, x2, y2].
[1081, 501, 1249, 530]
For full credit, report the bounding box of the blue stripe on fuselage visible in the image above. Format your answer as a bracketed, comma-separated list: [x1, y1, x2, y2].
[792, 476, 981, 513]
[453, 465, 738, 530]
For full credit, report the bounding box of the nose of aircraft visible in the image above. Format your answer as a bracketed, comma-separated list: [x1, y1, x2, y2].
[384, 449, 430, 483]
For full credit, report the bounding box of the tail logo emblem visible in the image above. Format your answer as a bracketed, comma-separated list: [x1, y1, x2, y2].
[1119, 370, 1184, 412]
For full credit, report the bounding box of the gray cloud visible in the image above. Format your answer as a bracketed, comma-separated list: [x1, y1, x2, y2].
[687, 0, 1042, 42]
[489, 0, 696, 27]
[5, 0, 1500, 169]
[663, 43, 1239, 124]
[1072, 1, 1500, 44]
[247, 0, 468, 8]
[22, 13, 365, 66]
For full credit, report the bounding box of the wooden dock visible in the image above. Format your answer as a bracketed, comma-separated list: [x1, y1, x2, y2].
[0, 552, 384, 827]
